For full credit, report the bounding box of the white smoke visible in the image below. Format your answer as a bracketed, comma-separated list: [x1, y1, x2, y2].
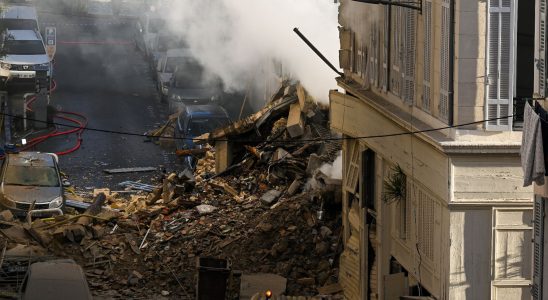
[165, 0, 340, 103]
[319, 151, 342, 179]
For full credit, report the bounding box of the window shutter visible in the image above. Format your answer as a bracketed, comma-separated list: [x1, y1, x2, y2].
[403, 10, 416, 104]
[345, 140, 360, 194]
[422, 0, 432, 111]
[369, 23, 380, 87]
[439, 0, 450, 122]
[533, 196, 545, 300]
[486, 0, 513, 130]
[390, 6, 402, 96]
[382, 6, 389, 91]
[535, 0, 547, 97]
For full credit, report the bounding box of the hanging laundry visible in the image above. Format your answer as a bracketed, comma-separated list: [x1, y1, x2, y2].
[534, 102, 548, 175]
[521, 102, 545, 186]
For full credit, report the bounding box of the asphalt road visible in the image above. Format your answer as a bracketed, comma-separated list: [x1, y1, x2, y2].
[30, 11, 182, 190]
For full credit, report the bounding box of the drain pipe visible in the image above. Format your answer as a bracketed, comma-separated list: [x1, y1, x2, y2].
[448, 0, 455, 126]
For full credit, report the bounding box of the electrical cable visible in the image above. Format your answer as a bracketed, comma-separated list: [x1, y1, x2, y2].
[1, 111, 515, 144]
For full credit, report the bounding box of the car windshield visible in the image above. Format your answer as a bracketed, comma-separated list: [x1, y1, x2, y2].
[187, 118, 230, 136]
[173, 65, 206, 88]
[164, 57, 185, 73]
[3, 40, 45, 55]
[173, 61, 221, 89]
[4, 165, 60, 187]
[0, 19, 38, 30]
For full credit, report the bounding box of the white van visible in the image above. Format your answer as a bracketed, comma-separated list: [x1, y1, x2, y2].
[0, 29, 51, 82]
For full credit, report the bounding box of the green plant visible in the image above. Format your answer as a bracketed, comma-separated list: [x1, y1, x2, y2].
[382, 164, 406, 204]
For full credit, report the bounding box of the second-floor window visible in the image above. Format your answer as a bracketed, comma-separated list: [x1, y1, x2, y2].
[390, 6, 416, 104]
[486, 0, 514, 130]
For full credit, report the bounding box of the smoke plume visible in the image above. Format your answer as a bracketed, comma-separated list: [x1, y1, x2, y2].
[164, 0, 340, 103]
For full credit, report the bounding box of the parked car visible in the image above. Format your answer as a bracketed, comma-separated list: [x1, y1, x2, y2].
[167, 59, 223, 113]
[134, 11, 166, 56]
[0, 29, 52, 84]
[148, 33, 186, 81]
[0, 152, 65, 217]
[0, 5, 39, 31]
[175, 104, 231, 168]
[156, 48, 189, 101]
[20, 259, 92, 300]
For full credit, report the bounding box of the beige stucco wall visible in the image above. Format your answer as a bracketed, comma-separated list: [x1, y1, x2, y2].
[451, 155, 532, 203]
[454, 0, 487, 127]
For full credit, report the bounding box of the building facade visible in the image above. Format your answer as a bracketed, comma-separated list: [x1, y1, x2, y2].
[331, 0, 536, 299]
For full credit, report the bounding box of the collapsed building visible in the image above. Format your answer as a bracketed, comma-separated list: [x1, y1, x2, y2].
[0, 82, 345, 299]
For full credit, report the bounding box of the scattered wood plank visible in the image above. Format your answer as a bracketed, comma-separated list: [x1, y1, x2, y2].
[104, 167, 157, 174]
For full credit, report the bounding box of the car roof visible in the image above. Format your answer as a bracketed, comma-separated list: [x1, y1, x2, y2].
[5, 29, 41, 41]
[28, 260, 83, 280]
[184, 104, 229, 118]
[8, 152, 56, 167]
[23, 260, 91, 300]
[1, 5, 37, 20]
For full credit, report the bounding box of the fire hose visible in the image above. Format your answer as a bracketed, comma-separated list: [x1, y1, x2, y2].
[20, 79, 88, 156]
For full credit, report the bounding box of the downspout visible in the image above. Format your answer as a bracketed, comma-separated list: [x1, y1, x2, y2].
[448, 0, 455, 126]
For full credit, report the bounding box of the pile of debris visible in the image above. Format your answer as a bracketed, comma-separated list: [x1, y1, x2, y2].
[0, 82, 344, 299]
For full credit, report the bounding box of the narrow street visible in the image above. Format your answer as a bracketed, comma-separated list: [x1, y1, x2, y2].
[34, 11, 181, 189]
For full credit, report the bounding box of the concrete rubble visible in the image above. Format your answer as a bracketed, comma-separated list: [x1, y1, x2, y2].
[0, 82, 344, 299]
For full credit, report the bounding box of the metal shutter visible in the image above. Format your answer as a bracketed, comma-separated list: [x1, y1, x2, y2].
[423, 0, 432, 111]
[403, 10, 416, 104]
[486, 0, 513, 130]
[533, 196, 545, 300]
[439, 0, 450, 122]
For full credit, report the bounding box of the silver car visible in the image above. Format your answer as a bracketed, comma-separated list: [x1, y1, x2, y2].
[0, 152, 64, 217]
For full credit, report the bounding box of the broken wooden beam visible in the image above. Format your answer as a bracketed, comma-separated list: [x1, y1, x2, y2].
[103, 167, 157, 174]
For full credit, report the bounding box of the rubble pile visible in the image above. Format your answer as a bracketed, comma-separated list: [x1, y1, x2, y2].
[0, 82, 344, 298]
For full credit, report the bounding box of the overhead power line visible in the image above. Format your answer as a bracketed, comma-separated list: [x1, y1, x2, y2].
[1, 112, 514, 144]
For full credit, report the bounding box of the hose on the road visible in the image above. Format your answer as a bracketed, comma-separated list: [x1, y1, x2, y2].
[19, 79, 88, 156]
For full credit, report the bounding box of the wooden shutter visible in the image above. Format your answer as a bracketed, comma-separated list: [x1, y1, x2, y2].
[369, 23, 380, 87]
[403, 10, 416, 104]
[422, 0, 432, 111]
[382, 6, 389, 91]
[533, 196, 545, 300]
[535, 0, 547, 98]
[486, 0, 514, 130]
[345, 140, 360, 194]
[390, 6, 402, 96]
[439, 0, 450, 122]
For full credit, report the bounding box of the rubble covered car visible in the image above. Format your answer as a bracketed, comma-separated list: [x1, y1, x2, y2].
[20, 259, 92, 300]
[175, 103, 231, 168]
[0, 152, 65, 217]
